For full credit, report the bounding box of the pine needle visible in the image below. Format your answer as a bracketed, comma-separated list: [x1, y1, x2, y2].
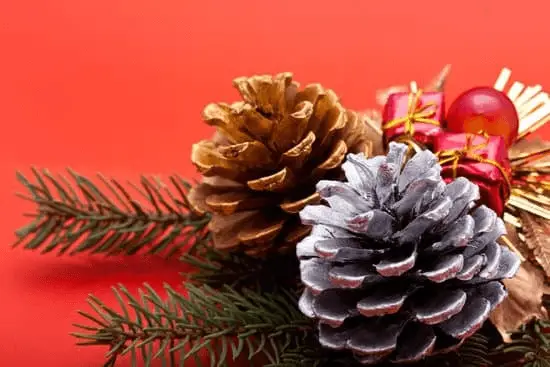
[459, 333, 492, 367]
[14, 168, 210, 257]
[73, 281, 550, 367]
[181, 241, 300, 291]
[495, 319, 550, 366]
[72, 283, 315, 366]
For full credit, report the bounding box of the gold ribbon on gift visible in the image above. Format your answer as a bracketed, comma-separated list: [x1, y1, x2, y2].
[393, 134, 425, 155]
[382, 89, 441, 137]
[436, 131, 512, 200]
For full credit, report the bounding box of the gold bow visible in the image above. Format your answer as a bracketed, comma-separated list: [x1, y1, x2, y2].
[382, 89, 440, 136]
[437, 131, 512, 200]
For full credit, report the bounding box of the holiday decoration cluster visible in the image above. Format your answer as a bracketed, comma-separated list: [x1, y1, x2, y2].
[13, 67, 550, 366]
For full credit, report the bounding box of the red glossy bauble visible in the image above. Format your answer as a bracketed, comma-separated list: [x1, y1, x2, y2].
[446, 86, 519, 147]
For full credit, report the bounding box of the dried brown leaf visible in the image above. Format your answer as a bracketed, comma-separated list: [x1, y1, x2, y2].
[490, 260, 549, 342]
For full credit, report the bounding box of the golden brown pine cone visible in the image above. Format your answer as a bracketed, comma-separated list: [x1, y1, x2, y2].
[188, 72, 372, 257]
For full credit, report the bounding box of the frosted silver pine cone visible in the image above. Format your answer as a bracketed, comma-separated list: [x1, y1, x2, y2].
[297, 142, 520, 364]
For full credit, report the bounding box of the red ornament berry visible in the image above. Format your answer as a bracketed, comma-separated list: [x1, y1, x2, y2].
[446, 87, 519, 147]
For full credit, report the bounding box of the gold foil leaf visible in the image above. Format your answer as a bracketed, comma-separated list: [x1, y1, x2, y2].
[521, 212, 550, 278]
[509, 138, 550, 163]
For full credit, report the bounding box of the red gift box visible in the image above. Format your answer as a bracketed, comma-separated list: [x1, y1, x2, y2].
[382, 90, 444, 148]
[434, 132, 512, 216]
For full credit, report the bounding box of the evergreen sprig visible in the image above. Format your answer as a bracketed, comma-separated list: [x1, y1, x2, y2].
[72, 280, 512, 367]
[181, 241, 300, 291]
[14, 168, 209, 257]
[72, 283, 315, 367]
[459, 333, 492, 367]
[495, 319, 550, 367]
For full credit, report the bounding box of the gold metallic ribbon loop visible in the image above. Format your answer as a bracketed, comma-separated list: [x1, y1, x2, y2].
[436, 131, 512, 201]
[382, 89, 440, 136]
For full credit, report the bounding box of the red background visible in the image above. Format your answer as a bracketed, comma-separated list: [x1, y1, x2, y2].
[1, 0, 550, 365]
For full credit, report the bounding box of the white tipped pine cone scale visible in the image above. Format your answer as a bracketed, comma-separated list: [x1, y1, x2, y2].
[297, 142, 520, 364]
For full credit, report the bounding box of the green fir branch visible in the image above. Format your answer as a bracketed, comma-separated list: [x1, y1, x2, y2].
[14, 168, 210, 257]
[495, 319, 550, 367]
[72, 279, 528, 367]
[181, 241, 300, 291]
[459, 332, 491, 367]
[72, 283, 315, 367]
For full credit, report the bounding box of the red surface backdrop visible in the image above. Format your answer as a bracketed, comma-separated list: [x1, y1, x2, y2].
[2, 0, 550, 365]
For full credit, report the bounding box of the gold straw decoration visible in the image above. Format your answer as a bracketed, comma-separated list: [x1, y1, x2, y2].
[493, 68, 550, 140]
[494, 68, 550, 276]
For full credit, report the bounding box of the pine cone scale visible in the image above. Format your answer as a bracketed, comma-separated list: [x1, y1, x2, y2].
[374, 244, 417, 276]
[204, 191, 276, 215]
[310, 289, 357, 327]
[420, 254, 464, 283]
[439, 297, 491, 339]
[238, 105, 275, 139]
[237, 216, 285, 245]
[217, 141, 275, 167]
[208, 210, 257, 234]
[411, 289, 467, 325]
[282, 222, 311, 244]
[279, 130, 316, 170]
[211, 229, 245, 250]
[306, 96, 340, 139]
[315, 140, 348, 171]
[295, 84, 324, 108]
[187, 185, 214, 215]
[201, 103, 252, 143]
[279, 192, 321, 214]
[356, 286, 409, 317]
[189, 72, 369, 256]
[393, 323, 437, 363]
[246, 167, 295, 192]
[457, 255, 484, 280]
[270, 104, 312, 152]
[192, 141, 261, 180]
[350, 315, 409, 355]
